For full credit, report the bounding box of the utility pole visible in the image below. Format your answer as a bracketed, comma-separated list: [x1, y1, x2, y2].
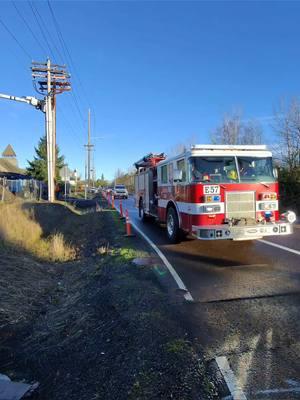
[64, 163, 68, 201]
[84, 109, 94, 197]
[46, 58, 54, 202]
[88, 108, 91, 190]
[84, 151, 87, 200]
[31, 59, 70, 202]
[52, 92, 56, 190]
[92, 147, 96, 187]
[74, 169, 77, 196]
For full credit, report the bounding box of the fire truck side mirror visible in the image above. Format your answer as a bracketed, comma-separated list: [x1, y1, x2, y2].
[173, 169, 183, 182]
[273, 168, 278, 179]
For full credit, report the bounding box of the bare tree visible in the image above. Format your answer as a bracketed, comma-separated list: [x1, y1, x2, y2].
[272, 98, 300, 171]
[211, 111, 242, 145]
[211, 110, 263, 145]
[240, 119, 263, 145]
[168, 134, 198, 156]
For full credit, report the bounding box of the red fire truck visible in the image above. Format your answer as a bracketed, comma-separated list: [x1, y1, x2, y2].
[134, 145, 296, 243]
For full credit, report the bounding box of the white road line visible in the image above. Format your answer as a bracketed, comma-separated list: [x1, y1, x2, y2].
[256, 379, 300, 395]
[130, 220, 194, 301]
[114, 201, 194, 302]
[258, 239, 300, 256]
[216, 356, 247, 400]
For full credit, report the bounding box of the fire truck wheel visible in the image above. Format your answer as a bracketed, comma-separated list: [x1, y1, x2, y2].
[166, 207, 181, 243]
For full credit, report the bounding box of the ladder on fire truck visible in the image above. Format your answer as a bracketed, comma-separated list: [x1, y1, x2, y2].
[134, 153, 166, 170]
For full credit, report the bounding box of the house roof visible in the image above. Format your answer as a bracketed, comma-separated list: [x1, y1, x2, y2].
[2, 144, 16, 158]
[0, 158, 25, 175]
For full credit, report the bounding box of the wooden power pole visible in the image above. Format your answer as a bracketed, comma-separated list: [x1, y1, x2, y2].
[31, 59, 71, 202]
[84, 109, 94, 197]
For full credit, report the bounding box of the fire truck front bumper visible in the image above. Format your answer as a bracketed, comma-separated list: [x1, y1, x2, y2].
[192, 222, 294, 241]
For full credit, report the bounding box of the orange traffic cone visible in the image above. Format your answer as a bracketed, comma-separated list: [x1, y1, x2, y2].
[119, 200, 125, 219]
[111, 194, 115, 209]
[124, 209, 135, 237]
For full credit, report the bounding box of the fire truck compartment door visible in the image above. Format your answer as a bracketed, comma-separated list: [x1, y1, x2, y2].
[144, 172, 150, 212]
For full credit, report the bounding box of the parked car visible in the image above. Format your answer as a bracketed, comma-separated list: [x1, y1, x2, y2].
[113, 184, 128, 199]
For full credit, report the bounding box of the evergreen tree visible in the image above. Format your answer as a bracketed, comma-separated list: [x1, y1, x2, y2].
[96, 173, 107, 187]
[27, 136, 65, 181]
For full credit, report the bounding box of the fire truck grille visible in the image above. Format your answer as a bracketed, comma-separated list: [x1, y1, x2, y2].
[226, 191, 256, 220]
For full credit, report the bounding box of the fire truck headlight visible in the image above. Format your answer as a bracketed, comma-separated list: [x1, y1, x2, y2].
[202, 205, 221, 213]
[281, 211, 297, 224]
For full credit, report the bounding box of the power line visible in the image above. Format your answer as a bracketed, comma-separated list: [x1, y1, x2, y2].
[28, 1, 57, 62]
[47, 0, 92, 111]
[30, 1, 65, 65]
[28, 1, 86, 131]
[46, 0, 87, 128]
[12, 1, 48, 56]
[58, 103, 84, 145]
[0, 17, 32, 60]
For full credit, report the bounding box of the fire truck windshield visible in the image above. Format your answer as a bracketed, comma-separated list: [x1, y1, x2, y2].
[189, 157, 238, 183]
[189, 156, 276, 183]
[237, 156, 276, 182]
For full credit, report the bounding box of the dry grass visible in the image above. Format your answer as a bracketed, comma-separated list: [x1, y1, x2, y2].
[0, 202, 76, 262]
[48, 232, 76, 262]
[0, 184, 16, 203]
[97, 242, 110, 255]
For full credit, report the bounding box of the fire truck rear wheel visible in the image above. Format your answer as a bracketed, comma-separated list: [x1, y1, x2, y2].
[166, 207, 181, 244]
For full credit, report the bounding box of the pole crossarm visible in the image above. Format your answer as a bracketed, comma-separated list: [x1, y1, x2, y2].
[31, 59, 71, 95]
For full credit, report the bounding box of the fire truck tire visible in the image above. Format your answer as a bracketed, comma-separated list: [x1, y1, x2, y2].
[166, 207, 181, 244]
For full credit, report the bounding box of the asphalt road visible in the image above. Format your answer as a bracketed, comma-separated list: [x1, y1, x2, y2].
[115, 196, 300, 400]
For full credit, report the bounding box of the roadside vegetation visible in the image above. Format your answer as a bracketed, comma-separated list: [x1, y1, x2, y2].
[27, 135, 65, 181]
[0, 201, 75, 262]
[0, 196, 218, 400]
[273, 98, 300, 214]
[279, 168, 300, 213]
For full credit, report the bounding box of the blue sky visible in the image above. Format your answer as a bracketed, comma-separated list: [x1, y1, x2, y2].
[1, 0, 300, 180]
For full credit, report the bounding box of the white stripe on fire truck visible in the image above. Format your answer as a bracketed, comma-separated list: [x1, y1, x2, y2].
[158, 199, 225, 215]
[158, 199, 279, 214]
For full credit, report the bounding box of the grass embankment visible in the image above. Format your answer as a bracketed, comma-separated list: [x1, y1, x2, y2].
[0, 197, 217, 400]
[0, 202, 75, 262]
